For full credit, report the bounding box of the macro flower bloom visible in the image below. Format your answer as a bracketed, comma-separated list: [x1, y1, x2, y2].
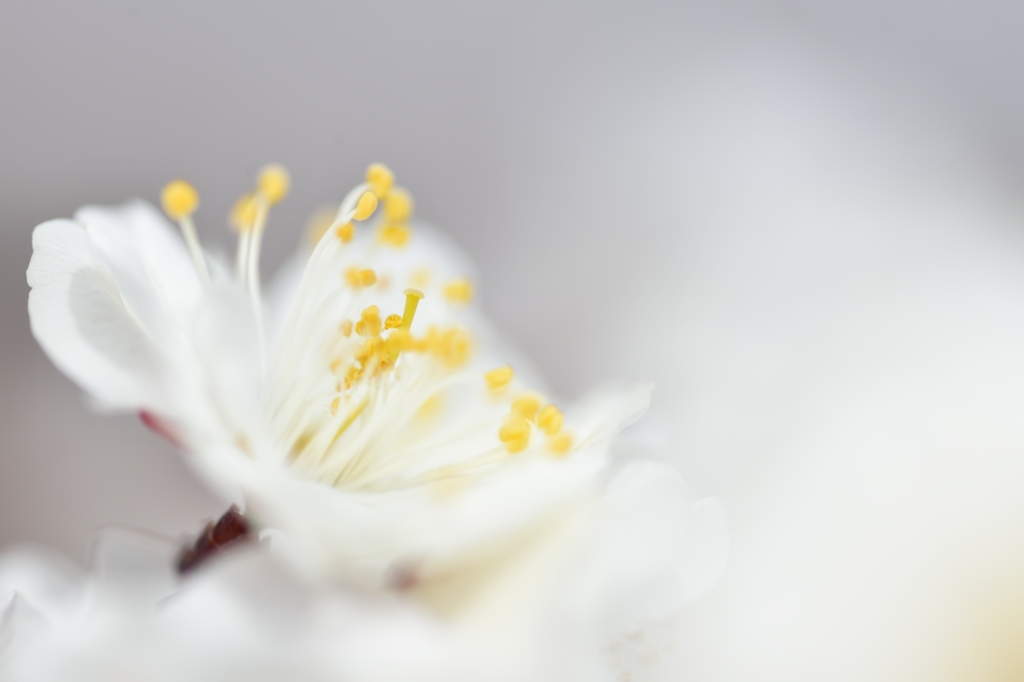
[19, 163, 727, 679]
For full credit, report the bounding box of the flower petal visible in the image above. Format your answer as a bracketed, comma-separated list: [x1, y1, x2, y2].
[75, 200, 204, 327]
[566, 459, 729, 633]
[27, 219, 170, 410]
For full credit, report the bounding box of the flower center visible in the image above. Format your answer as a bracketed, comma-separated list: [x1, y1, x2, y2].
[160, 163, 574, 494]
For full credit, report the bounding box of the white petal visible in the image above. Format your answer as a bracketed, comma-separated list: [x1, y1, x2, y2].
[565, 459, 729, 633]
[0, 548, 85, 623]
[222, 451, 606, 589]
[570, 383, 653, 450]
[27, 219, 170, 411]
[184, 283, 265, 448]
[75, 200, 204, 326]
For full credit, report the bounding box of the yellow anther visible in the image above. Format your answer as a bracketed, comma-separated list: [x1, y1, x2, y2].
[161, 180, 199, 220]
[379, 223, 411, 247]
[499, 413, 531, 454]
[345, 267, 377, 289]
[443, 278, 473, 305]
[329, 358, 343, 373]
[336, 221, 355, 243]
[366, 163, 394, 199]
[511, 395, 541, 421]
[484, 365, 514, 393]
[230, 192, 259, 232]
[354, 191, 378, 221]
[537, 404, 564, 435]
[384, 314, 403, 330]
[344, 364, 363, 388]
[384, 187, 413, 222]
[355, 305, 382, 337]
[355, 336, 387, 369]
[340, 319, 353, 337]
[257, 164, 290, 205]
[384, 328, 411, 362]
[330, 397, 340, 417]
[430, 327, 472, 367]
[548, 432, 573, 456]
[406, 334, 431, 353]
[401, 288, 424, 330]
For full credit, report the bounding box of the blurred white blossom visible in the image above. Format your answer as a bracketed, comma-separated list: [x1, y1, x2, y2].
[12, 165, 727, 680]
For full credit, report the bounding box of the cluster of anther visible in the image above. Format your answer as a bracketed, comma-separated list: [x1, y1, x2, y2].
[159, 162, 576, 485]
[177, 505, 252, 574]
[485, 366, 573, 455]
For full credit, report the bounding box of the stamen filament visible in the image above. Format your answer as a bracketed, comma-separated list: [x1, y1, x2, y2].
[160, 180, 209, 286]
[178, 215, 211, 286]
[248, 197, 269, 370]
[328, 395, 370, 450]
[236, 229, 251, 287]
[267, 182, 376, 393]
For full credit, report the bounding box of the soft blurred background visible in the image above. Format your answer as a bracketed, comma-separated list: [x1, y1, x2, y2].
[3, 1, 1024, 680]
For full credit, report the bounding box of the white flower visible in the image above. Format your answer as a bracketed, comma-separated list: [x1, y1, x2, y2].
[0, 532, 491, 682]
[24, 163, 727, 675]
[0, 458, 724, 682]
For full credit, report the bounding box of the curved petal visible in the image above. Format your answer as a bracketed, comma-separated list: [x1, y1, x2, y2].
[27, 219, 170, 410]
[27, 208, 254, 456]
[75, 200, 204, 329]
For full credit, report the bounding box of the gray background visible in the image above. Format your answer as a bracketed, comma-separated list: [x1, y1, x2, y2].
[3, 1, 1024, 680]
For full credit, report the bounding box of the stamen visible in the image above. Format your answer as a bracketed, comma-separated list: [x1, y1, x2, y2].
[248, 164, 290, 369]
[430, 328, 472, 367]
[401, 288, 425, 330]
[230, 192, 258, 285]
[355, 306, 382, 337]
[384, 314, 403, 330]
[384, 187, 413, 223]
[499, 413, 530, 454]
[379, 223, 411, 247]
[328, 395, 370, 449]
[353, 191, 378, 221]
[161, 180, 210, 285]
[537, 404, 564, 435]
[511, 395, 541, 421]
[443, 278, 473, 305]
[366, 163, 394, 199]
[258, 164, 290, 206]
[548, 432, 573, 456]
[266, 181, 381, 400]
[345, 267, 377, 288]
[484, 366, 514, 393]
[336, 221, 355, 243]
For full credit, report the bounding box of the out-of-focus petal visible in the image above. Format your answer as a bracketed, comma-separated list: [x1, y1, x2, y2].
[566, 459, 729, 632]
